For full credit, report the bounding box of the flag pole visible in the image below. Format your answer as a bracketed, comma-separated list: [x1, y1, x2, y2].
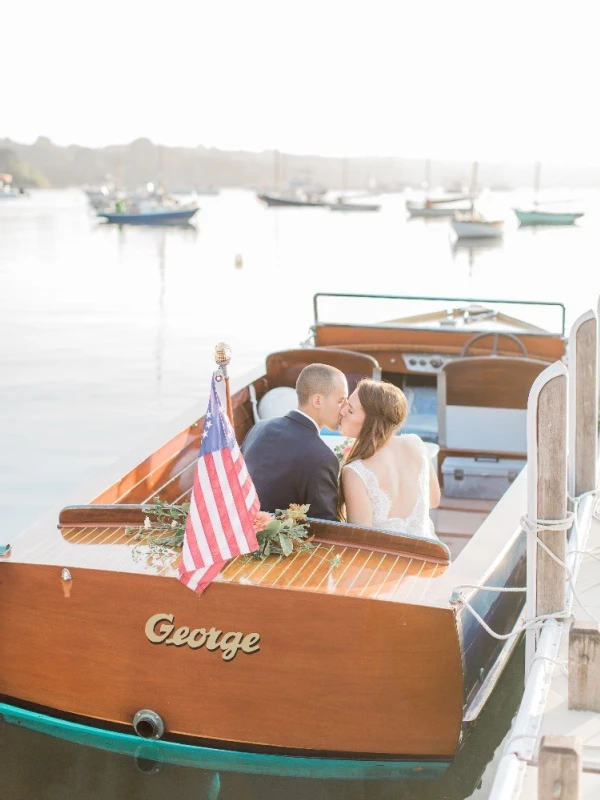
[214, 342, 234, 427]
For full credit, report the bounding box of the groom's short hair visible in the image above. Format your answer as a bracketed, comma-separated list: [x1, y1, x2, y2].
[296, 363, 345, 406]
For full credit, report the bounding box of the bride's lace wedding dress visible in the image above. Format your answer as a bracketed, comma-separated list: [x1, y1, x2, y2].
[344, 448, 439, 540]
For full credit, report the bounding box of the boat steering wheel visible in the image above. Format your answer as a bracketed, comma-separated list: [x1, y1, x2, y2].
[460, 331, 529, 358]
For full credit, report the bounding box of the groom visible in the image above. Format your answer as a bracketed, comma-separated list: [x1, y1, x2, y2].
[241, 364, 348, 521]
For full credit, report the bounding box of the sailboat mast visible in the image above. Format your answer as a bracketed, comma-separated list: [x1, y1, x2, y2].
[469, 160, 479, 213]
[533, 162, 541, 206]
[157, 144, 165, 194]
[273, 149, 280, 189]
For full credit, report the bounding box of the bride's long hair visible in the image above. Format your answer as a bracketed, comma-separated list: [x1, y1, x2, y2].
[336, 379, 408, 521]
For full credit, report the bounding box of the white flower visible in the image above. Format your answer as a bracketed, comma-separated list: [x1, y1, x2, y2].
[144, 516, 152, 530]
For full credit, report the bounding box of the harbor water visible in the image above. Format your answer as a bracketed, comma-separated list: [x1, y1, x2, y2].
[1, 188, 598, 798]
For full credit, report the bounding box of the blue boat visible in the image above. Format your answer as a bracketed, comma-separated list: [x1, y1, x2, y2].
[98, 205, 199, 225]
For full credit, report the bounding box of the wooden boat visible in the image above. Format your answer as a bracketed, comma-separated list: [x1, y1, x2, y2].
[0, 293, 568, 770]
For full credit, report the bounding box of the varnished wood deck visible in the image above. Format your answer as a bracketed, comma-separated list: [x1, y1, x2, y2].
[7, 523, 447, 605]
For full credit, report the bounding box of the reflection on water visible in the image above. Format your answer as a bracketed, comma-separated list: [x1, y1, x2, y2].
[2, 188, 599, 797]
[450, 236, 505, 276]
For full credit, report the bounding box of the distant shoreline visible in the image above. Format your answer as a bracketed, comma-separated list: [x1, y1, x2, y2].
[2, 136, 599, 191]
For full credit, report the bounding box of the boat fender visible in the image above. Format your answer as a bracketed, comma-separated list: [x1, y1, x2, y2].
[133, 709, 165, 740]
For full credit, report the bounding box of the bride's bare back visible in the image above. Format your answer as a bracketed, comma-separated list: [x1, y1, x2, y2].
[338, 378, 441, 535]
[342, 435, 440, 532]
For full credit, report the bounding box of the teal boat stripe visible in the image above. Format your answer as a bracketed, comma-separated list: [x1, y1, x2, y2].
[0, 702, 448, 781]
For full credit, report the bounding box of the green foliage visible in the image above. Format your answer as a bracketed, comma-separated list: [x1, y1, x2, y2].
[125, 498, 190, 548]
[253, 504, 313, 560]
[123, 500, 341, 571]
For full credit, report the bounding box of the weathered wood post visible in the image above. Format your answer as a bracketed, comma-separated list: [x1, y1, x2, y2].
[569, 620, 600, 711]
[526, 362, 569, 670]
[538, 735, 581, 800]
[567, 309, 598, 501]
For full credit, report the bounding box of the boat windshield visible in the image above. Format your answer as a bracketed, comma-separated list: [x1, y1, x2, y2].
[313, 293, 566, 337]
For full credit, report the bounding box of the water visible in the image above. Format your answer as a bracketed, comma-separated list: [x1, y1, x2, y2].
[1, 188, 598, 797]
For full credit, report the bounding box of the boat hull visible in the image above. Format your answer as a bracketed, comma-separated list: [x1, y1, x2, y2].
[328, 203, 381, 212]
[98, 208, 199, 225]
[513, 208, 584, 225]
[406, 202, 471, 218]
[451, 220, 504, 239]
[257, 193, 328, 207]
[0, 702, 449, 780]
[0, 560, 463, 759]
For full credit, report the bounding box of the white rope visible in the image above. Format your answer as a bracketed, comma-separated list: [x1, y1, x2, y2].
[451, 512, 575, 640]
[502, 733, 539, 759]
[454, 597, 569, 641]
[452, 584, 526, 594]
[526, 654, 569, 678]
[519, 512, 575, 537]
[451, 491, 600, 638]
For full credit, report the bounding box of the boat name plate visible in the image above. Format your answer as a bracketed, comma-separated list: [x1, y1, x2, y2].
[145, 613, 260, 662]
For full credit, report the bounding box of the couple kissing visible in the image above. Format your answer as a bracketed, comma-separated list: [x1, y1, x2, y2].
[241, 364, 441, 540]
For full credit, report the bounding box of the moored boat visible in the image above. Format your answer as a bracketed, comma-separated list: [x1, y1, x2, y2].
[513, 208, 584, 226]
[98, 206, 199, 225]
[257, 191, 328, 207]
[406, 197, 472, 218]
[451, 214, 505, 239]
[328, 197, 381, 212]
[512, 162, 585, 226]
[0, 293, 571, 767]
[0, 173, 24, 199]
[97, 198, 199, 225]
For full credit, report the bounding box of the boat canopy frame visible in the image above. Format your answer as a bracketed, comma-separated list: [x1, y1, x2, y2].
[313, 293, 566, 338]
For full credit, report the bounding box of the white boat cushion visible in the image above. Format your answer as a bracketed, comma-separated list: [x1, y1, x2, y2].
[258, 387, 298, 419]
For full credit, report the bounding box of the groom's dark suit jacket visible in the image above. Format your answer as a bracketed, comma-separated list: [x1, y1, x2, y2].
[241, 410, 339, 521]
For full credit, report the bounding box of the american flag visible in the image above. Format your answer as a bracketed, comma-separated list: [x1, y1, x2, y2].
[179, 373, 260, 593]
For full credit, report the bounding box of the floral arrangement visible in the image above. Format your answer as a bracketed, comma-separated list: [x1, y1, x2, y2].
[251, 503, 313, 559]
[125, 499, 315, 562]
[333, 437, 354, 464]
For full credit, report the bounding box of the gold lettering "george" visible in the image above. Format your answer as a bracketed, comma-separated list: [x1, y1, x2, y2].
[145, 613, 260, 662]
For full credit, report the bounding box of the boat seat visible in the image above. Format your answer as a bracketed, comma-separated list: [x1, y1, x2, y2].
[437, 356, 548, 483]
[266, 347, 381, 393]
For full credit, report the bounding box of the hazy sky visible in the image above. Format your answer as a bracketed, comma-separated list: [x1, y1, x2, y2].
[4, 0, 600, 163]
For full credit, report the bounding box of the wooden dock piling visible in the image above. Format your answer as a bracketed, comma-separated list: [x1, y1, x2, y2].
[538, 735, 581, 800]
[568, 621, 600, 713]
[568, 310, 598, 500]
[526, 362, 569, 668]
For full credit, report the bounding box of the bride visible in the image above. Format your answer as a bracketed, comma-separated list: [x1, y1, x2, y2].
[337, 379, 441, 540]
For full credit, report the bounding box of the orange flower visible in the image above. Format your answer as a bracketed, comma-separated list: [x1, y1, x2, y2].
[253, 510, 275, 532]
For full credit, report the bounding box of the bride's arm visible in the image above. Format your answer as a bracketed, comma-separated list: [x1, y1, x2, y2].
[342, 467, 373, 527]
